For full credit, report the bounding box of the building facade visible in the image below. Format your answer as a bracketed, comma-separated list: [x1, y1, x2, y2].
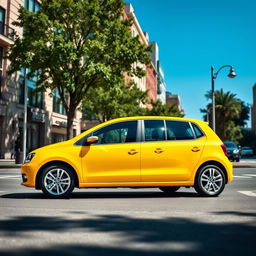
[124, 3, 158, 105]
[0, 0, 81, 159]
[166, 91, 184, 114]
[149, 42, 167, 104]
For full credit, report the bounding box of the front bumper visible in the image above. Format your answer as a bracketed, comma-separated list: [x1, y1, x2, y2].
[21, 163, 38, 187]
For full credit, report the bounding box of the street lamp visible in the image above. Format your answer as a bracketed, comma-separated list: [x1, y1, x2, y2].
[23, 68, 28, 162]
[211, 65, 236, 132]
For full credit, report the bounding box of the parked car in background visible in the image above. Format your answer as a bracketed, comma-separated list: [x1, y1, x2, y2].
[224, 141, 240, 162]
[241, 146, 254, 157]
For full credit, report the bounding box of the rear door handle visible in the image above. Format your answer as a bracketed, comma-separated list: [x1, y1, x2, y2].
[128, 149, 138, 155]
[192, 147, 200, 152]
[154, 148, 163, 154]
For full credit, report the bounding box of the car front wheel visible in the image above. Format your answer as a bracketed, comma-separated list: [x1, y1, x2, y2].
[194, 165, 226, 197]
[41, 164, 75, 199]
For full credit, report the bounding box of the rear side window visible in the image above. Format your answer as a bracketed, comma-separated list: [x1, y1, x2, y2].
[144, 120, 165, 141]
[166, 121, 194, 140]
[191, 123, 204, 138]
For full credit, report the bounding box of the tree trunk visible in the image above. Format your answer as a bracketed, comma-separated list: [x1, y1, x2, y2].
[66, 101, 76, 140]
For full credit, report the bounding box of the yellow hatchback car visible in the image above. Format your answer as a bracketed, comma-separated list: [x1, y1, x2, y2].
[21, 116, 232, 198]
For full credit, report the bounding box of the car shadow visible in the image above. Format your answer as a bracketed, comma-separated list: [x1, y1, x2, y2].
[0, 211, 255, 256]
[1, 191, 203, 199]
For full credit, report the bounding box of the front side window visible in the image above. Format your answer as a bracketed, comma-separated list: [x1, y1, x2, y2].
[166, 121, 194, 140]
[144, 120, 165, 141]
[93, 121, 137, 145]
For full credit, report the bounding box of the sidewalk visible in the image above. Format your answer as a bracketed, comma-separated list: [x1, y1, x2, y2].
[0, 159, 22, 169]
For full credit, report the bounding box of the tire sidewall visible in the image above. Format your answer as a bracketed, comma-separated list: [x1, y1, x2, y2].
[195, 165, 226, 197]
[41, 164, 75, 199]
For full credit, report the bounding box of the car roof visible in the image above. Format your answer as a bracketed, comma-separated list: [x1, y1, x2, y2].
[104, 116, 205, 123]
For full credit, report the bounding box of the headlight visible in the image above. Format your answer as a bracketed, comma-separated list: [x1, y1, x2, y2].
[24, 153, 35, 163]
[233, 149, 239, 154]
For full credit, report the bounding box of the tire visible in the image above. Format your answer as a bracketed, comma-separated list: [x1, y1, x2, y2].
[159, 186, 180, 194]
[40, 164, 75, 199]
[194, 165, 226, 197]
[236, 158, 240, 162]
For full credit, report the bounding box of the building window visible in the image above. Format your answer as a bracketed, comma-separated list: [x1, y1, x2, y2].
[19, 68, 43, 108]
[52, 133, 66, 143]
[0, 47, 3, 68]
[0, 7, 5, 35]
[0, 70, 2, 97]
[25, 0, 40, 12]
[53, 90, 66, 115]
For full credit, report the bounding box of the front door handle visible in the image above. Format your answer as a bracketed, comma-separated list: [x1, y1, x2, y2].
[154, 148, 163, 154]
[128, 149, 138, 155]
[192, 147, 200, 152]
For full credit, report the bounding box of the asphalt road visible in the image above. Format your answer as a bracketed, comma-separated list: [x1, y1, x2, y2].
[0, 167, 256, 256]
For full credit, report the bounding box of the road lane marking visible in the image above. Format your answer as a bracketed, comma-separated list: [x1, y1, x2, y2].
[244, 174, 256, 177]
[0, 175, 20, 179]
[238, 191, 256, 197]
[233, 175, 251, 179]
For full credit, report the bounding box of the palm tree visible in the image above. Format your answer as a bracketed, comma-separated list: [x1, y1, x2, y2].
[201, 89, 241, 140]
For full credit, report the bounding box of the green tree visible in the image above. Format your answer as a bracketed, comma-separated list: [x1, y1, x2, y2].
[82, 80, 148, 123]
[239, 129, 256, 153]
[7, 0, 151, 139]
[201, 89, 243, 141]
[146, 100, 184, 117]
[233, 101, 250, 127]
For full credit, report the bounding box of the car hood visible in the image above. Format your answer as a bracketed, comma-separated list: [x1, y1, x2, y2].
[31, 140, 73, 154]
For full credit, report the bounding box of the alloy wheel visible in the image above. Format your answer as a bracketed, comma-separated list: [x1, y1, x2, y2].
[200, 167, 224, 195]
[43, 168, 71, 196]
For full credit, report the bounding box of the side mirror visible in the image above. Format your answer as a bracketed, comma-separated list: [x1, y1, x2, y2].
[86, 136, 98, 145]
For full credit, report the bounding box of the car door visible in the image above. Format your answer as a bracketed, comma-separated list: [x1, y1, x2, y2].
[141, 119, 206, 182]
[80, 120, 141, 183]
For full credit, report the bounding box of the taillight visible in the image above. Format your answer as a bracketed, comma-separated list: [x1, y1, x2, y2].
[221, 144, 228, 156]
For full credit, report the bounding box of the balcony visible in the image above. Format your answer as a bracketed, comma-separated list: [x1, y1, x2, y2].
[0, 22, 15, 46]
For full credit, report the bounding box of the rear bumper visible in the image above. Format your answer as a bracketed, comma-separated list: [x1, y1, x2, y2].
[225, 159, 233, 184]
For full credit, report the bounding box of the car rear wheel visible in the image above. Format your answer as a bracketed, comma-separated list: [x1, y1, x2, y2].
[41, 164, 75, 199]
[159, 186, 180, 194]
[194, 165, 226, 197]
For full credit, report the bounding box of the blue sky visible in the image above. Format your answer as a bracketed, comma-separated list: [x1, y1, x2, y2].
[128, 0, 256, 126]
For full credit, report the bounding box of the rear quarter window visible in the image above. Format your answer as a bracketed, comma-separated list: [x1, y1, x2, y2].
[191, 123, 205, 138]
[166, 121, 194, 140]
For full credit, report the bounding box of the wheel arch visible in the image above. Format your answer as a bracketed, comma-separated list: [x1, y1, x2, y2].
[35, 160, 79, 189]
[195, 161, 228, 184]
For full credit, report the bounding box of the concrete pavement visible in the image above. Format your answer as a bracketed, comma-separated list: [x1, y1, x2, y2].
[0, 167, 255, 255]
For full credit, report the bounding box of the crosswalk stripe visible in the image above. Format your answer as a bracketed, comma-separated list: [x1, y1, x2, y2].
[238, 191, 256, 197]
